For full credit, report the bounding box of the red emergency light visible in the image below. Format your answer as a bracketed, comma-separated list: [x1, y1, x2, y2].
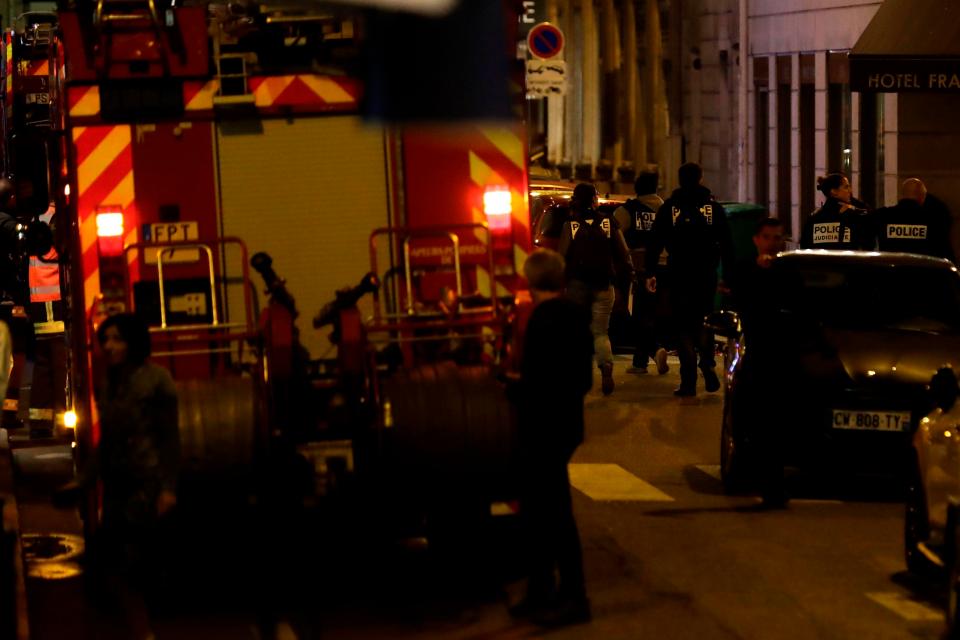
[483, 185, 512, 233]
[95, 206, 124, 257]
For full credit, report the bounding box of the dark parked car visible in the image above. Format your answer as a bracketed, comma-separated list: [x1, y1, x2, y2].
[709, 251, 960, 493]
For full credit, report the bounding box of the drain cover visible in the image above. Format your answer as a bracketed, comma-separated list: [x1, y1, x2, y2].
[21, 533, 85, 581]
[21, 533, 84, 563]
[26, 561, 82, 580]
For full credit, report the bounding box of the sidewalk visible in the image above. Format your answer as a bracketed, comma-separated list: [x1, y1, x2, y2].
[5, 433, 87, 640]
[0, 428, 29, 640]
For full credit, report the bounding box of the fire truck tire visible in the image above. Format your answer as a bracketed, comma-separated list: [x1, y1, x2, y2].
[177, 376, 257, 475]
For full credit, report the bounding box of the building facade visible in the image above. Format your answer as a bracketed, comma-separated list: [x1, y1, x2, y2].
[683, 0, 960, 251]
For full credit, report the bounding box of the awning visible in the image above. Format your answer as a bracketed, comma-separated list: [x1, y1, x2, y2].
[849, 0, 960, 92]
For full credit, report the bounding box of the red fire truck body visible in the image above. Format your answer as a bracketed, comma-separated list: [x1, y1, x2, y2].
[31, 4, 532, 478]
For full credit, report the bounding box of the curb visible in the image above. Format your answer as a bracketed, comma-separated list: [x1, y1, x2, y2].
[0, 429, 29, 640]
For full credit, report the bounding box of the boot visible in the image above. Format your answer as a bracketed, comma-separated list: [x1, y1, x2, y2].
[600, 363, 615, 395]
[702, 367, 720, 393]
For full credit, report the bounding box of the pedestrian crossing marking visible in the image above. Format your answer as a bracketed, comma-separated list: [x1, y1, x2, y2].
[34, 452, 71, 460]
[866, 592, 943, 622]
[568, 463, 674, 502]
[695, 464, 722, 481]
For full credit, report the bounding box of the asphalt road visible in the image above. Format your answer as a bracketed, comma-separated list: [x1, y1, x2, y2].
[12, 354, 949, 639]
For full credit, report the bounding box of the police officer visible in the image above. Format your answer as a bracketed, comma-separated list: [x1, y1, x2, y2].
[800, 173, 872, 250]
[645, 162, 734, 397]
[558, 183, 632, 395]
[614, 173, 668, 374]
[873, 178, 953, 259]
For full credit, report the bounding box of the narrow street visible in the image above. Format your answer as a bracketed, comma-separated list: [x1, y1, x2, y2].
[13, 353, 944, 639]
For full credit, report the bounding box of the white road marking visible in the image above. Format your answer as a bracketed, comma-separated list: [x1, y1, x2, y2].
[866, 592, 943, 622]
[695, 464, 722, 481]
[791, 499, 845, 505]
[568, 463, 674, 502]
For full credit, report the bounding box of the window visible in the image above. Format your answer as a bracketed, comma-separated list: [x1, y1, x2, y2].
[753, 57, 769, 209]
[827, 52, 851, 176]
[777, 55, 792, 232]
[858, 93, 884, 208]
[799, 54, 816, 225]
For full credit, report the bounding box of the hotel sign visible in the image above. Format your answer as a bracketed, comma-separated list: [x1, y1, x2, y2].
[850, 58, 960, 92]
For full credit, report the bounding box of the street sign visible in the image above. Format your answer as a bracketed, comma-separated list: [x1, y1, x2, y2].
[143, 221, 200, 264]
[526, 22, 564, 60]
[518, 1, 547, 37]
[526, 59, 567, 97]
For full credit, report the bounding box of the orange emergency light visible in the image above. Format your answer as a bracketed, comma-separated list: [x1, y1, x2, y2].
[95, 206, 124, 257]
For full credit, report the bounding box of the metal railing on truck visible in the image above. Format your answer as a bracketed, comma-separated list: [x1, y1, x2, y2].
[122, 237, 266, 479]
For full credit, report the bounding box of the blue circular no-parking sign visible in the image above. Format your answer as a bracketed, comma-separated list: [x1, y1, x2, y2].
[527, 22, 565, 60]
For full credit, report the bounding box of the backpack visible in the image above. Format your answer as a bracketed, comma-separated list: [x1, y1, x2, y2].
[566, 215, 614, 289]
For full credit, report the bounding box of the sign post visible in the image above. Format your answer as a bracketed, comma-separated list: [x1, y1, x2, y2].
[525, 22, 566, 97]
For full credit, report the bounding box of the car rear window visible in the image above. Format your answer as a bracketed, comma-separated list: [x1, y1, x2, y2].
[776, 264, 960, 331]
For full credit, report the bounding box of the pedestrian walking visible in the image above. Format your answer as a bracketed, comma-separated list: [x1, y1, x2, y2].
[508, 248, 591, 627]
[873, 178, 953, 259]
[645, 162, 734, 397]
[558, 183, 633, 395]
[800, 173, 872, 250]
[614, 174, 669, 375]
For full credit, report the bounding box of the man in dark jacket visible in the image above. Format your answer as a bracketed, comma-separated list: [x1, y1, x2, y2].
[558, 183, 632, 395]
[729, 218, 789, 507]
[614, 174, 668, 374]
[510, 248, 592, 627]
[874, 178, 953, 260]
[645, 163, 735, 397]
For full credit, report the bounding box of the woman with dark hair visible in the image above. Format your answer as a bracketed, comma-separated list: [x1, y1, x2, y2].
[800, 173, 873, 250]
[89, 313, 179, 638]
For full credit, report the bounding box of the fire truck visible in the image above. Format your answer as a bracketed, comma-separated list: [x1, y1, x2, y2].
[3, 2, 533, 531]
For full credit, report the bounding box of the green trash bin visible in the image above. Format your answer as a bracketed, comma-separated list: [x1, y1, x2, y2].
[716, 201, 768, 309]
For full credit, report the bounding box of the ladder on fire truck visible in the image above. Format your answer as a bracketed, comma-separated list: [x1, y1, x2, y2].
[91, 0, 189, 76]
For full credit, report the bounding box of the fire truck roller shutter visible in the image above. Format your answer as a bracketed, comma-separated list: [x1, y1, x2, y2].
[216, 116, 390, 359]
[381, 362, 518, 499]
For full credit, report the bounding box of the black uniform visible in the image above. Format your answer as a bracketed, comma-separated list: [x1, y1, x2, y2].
[873, 199, 952, 259]
[558, 209, 631, 295]
[800, 198, 872, 250]
[729, 257, 786, 502]
[646, 185, 735, 393]
[513, 296, 592, 606]
[615, 196, 664, 368]
[0, 210, 20, 303]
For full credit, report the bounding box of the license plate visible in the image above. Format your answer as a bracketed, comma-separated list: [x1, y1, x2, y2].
[831, 409, 910, 432]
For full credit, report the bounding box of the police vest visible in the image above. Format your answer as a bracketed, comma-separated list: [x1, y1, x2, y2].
[570, 216, 612, 240]
[810, 221, 852, 246]
[672, 203, 715, 226]
[883, 223, 928, 241]
[28, 206, 60, 304]
[621, 200, 656, 249]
